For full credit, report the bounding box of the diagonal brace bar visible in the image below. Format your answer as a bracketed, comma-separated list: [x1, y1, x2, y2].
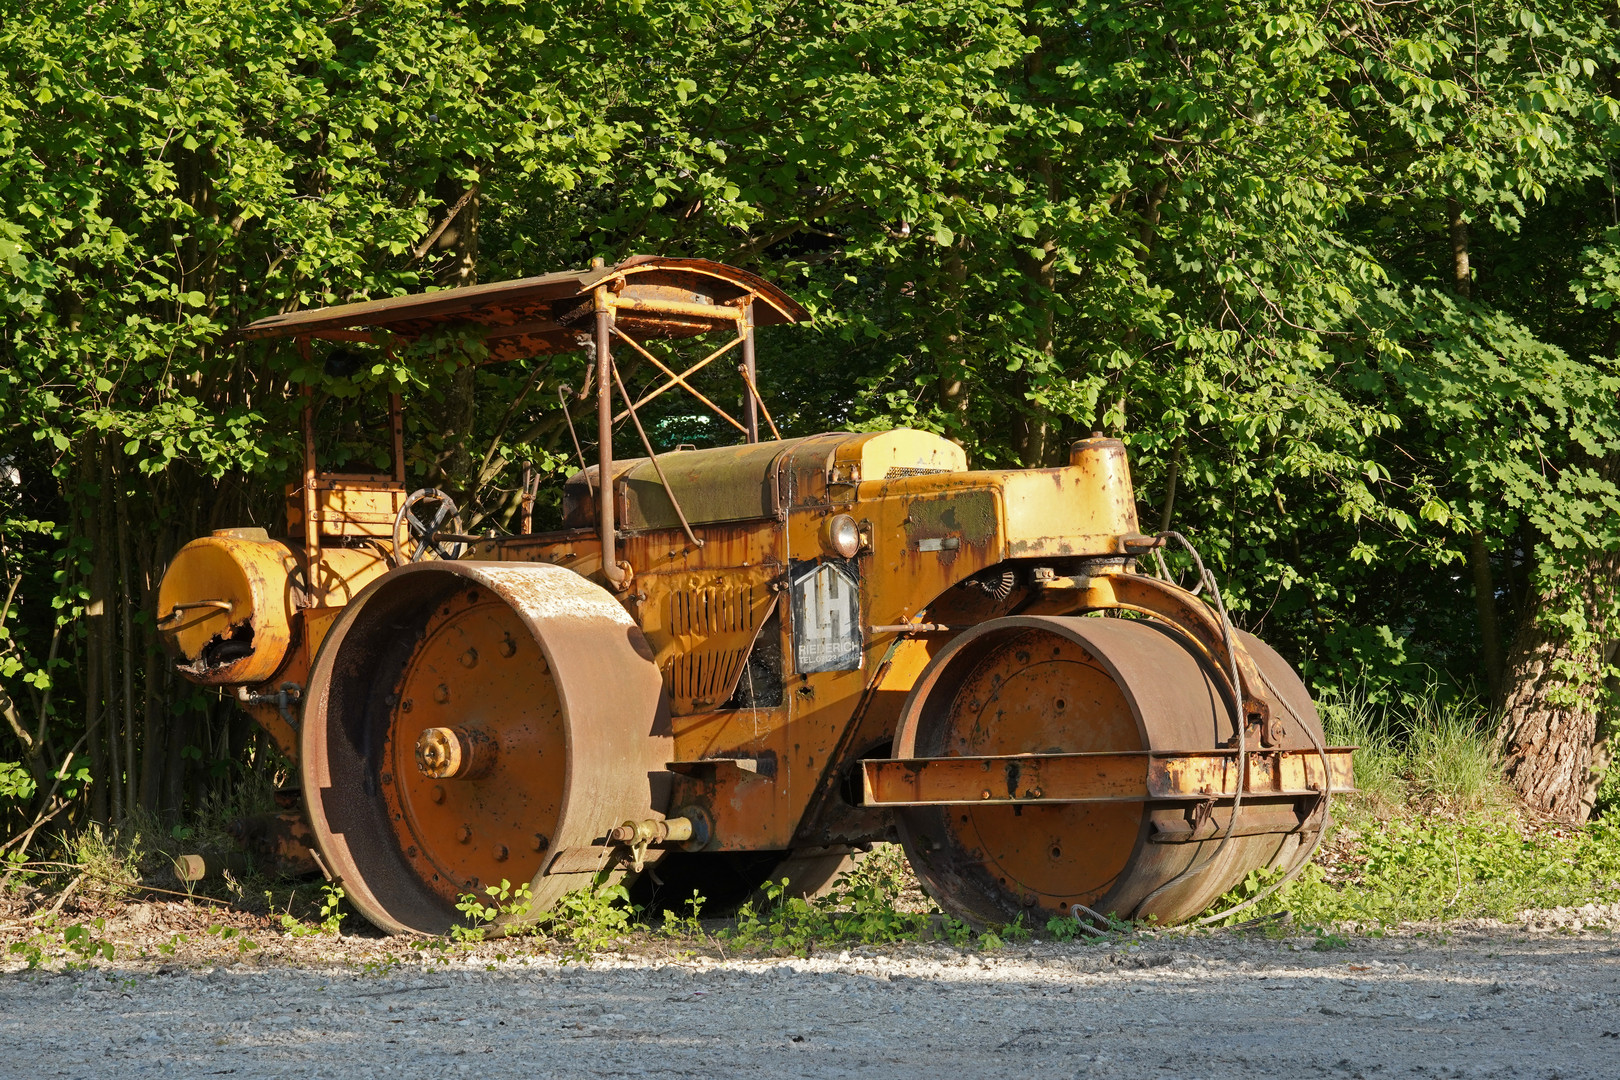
[609, 326, 747, 433]
[608, 358, 705, 550]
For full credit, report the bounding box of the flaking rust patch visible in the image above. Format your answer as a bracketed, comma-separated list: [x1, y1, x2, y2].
[475, 563, 635, 626]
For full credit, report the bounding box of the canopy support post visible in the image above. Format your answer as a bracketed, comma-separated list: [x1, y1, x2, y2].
[741, 300, 759, 443]
[296, 338, 321, 585]
[594, 283, 627, 590]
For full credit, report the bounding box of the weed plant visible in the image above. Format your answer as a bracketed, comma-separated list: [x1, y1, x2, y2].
[716, 846, 977, 952]
[1223, 681, 1619, 927]
[1317, 681, 1506, 814]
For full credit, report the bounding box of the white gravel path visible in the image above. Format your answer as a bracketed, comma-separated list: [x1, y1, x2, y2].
[5, 929, 1619, 1079]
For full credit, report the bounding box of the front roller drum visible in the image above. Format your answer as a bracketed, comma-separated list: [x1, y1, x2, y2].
[889, 615, 1329, 927]
[300, 561, 671, 935]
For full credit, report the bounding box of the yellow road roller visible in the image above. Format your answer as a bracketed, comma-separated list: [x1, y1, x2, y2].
[156, 256, 1351, 934]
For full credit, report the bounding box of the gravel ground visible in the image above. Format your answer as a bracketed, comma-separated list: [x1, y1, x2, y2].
[5, 914, 1620, 1079]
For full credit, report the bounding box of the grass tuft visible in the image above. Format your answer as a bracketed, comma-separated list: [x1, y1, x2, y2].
[1318, 680, 1507, 815]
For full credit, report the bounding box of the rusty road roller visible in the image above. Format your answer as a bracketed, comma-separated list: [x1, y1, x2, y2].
[156, 256, 1352, 934]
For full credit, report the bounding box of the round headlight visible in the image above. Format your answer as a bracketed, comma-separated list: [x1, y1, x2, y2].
[824, 514, 861, 559]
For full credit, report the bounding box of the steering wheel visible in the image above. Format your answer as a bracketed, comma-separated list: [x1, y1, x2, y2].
[392, 488, 471, 564]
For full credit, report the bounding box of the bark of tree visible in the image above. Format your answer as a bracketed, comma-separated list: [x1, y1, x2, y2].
[933, 239, 970, 433]
[1497, 569, 1613, 820]
[1448, 200, 1506, 698]
[1496, 457, 1620, 821]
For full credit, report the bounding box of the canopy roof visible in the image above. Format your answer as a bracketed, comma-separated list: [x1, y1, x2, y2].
[230, 256, 807, 363]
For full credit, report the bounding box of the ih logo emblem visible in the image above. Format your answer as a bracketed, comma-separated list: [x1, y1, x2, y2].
[790, 560, 862, 673]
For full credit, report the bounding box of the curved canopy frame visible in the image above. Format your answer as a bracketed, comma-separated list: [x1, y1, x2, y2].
[230, 255, 807, 364]
[233, 255, 807, 590]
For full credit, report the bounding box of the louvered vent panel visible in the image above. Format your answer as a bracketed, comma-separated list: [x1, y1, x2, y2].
[664, 583, 760, 708]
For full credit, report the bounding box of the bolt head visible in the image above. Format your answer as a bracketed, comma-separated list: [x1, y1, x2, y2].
[415, 727, 462, 779]
[457, 824, 472, 843]
[531, 833, 549, 852]
[493, 844, 509, 862]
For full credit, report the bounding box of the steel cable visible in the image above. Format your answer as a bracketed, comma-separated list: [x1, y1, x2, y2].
[1110, 530, 1336, 930]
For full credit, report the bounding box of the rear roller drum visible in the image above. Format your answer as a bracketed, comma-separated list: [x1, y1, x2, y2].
[301, 561, 671, 934]
[892, 615, 1326, 927]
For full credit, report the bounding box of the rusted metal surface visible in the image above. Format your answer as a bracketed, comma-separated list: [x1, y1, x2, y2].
[1078, 572, 1278, 744]
[391, 488, 469, 563]
[156, 530, 298, 687]
[607, 816, 697, 871]
[639, 566, 778, 715]
[862, 747, 1354, 806]
[565, 440, 788, 531]
[887, 616, 1332, 927]
[741, 300, 761, 442]
[170, 257, 1349, 936]
[608, 357, 705, 550]
[594, 284, 627, 591]
[225, 810, 321, 877]
[299, 560, 672, 935]
[414, 725, 499, 780]
[229, 256, 807, 363]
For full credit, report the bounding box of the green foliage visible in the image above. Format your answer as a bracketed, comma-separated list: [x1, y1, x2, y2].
[277, 881, 348, 938]
[1, 0, 1618, 839]
[8, 919, 115, 969]
[1233, 814, 1620, 928]
[453, 878, 534, 943]
[543, 879, 636, 957]
[205, 923, 260, 956]
[453, 876, 633, 958]
[1320, 681, 1509, 813]
[714, 847, 992, 953]
[659, 891, 707, 940]
[0, 761, 35, 802]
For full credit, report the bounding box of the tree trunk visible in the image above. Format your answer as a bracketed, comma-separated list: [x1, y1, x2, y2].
[1497, 586, 1602, 820]
[1015, 39, 1059, 467]
[427, 178, 481, 502]
[1497, 501, 1620, 821]
[1470, 530, 1504, 700]
[931, 235, 971, 435]
[1449, 201, 1506, 700]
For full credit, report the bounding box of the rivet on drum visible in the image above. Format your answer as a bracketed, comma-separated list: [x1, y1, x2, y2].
[493, 845, 509, 862]
[434, 684, 450, 704]
[531, 833, 550, 852]
[457, 824, 472, 843]
[431, 785, 445, 804]
[499, 635, 517, 658]
[460, 648, 478, 668]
